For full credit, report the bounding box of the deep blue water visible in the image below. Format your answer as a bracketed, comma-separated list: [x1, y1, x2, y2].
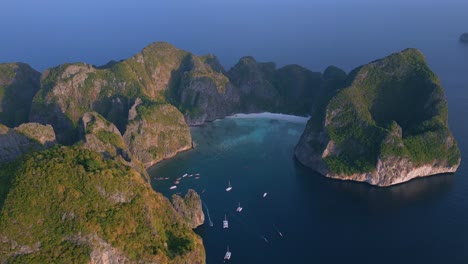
[2, 1, 468, 263]
[150, 114, 467, 263]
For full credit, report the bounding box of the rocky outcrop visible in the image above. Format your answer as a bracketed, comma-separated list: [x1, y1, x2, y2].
[295, 49, 461, 187]
[0, 123, 56, 162]
[123, 103, 192, 168]
[171, 189, 205, 229]
[460, 33, 468, 43]
[0, 63, 40, 127]
[79, 111, 150, 181]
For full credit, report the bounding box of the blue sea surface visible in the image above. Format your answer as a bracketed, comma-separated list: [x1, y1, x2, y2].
[150, 114, 467, 263]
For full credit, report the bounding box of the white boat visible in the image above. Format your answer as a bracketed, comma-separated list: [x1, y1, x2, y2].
[236, 202, 243, 212]
[169, 186, 177, 190]
[263, 192, 267, 198]
[224, 245, 231, 260]
[223, 214, 229, 228]
[182, 173, 188, 177]
[226, 181, 232, 192]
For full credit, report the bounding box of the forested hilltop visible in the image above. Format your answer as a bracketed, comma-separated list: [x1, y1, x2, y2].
[295, 49, 461, 186]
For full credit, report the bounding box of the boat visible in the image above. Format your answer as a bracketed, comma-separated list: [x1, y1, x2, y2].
[182, 173, 188, 177]
[273, 224, 283, 237]
[201, 189, 206, 194]
[236, 202, 243, 212]
[223, 214, 229, 228]
[169, 186, 177, 190]
[195, 177, 200, 180]
[195, 173, 200, 176]
[174, 180, 180, 185]
[224, 245, 231, 260]
[263, 192, 267, 198]
[226, 181, 232, 192]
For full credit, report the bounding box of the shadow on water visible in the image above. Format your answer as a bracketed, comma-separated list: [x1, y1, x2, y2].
[294, 159, 455, 215]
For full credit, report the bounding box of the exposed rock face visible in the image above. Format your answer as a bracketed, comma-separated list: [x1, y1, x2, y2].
[80, 111, 126, 158]
[0, 123, 56, 162]
[171, 189, 205, 229]
[169, 54, 241, 125]
[0, 63, 40, 127]
[123, 103, 192, 168]
[295, 49, 461, 187]
[460, 33, 468, 43]
[79, 111, 150, 181]
[30, 42, 334, 137]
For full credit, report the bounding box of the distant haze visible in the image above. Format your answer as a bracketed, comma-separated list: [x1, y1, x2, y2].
[1, 0, 467, 73]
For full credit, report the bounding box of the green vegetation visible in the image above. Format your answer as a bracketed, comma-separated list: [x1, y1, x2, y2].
[0, 146, 203, 263]
[96, 130, 124, 149]
[321, 49, 460, 174]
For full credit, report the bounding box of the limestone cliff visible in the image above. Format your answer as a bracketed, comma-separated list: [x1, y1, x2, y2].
[295, 49, 461, 187]
[171, 189, 205, 229]
[30, 42, 333, 139]
[78, 111, 150, 181]
[0, 123, 56, 163]
[123, 102, 192, 168]
[0, 63, 40, 127]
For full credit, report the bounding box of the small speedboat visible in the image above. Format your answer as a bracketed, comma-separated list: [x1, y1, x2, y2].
[224, 246, 231, 260]
[226, 181, 232, 192]
[174, 180, 180, 185]
[182, 173, 188, 177]
[169, 186, 177, 190]
[223, 214, 229, 229]
[236, 202, 243, 212]
[263, 192, 267, 198]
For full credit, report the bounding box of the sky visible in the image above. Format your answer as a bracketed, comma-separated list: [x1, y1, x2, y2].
[1, 0, 467, 72]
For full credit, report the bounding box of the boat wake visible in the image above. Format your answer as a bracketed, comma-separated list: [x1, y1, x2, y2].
[202, 200, 214, 226]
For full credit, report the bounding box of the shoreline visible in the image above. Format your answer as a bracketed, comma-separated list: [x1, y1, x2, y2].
[223, 112, 310, 124]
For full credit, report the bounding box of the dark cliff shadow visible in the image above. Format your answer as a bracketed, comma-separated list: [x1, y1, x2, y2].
[29, 101, 78, 145]
[0, 67, 40, 127]
[92, 96, 135, 134]
[293, 159, 454, 215]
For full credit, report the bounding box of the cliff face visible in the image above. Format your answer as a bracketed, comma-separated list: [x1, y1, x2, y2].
[30, 42, 333, 136]
[123, 102, 192, 168]
[171, 189, 205, 229]
[295, 49, 461, 187]
[0, 123, 56, 163]
[0, 146, 205, 264]
[0, 63, 40, 127]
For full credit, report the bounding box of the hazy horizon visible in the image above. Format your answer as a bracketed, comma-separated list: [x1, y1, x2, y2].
[1, 0, 467, 73]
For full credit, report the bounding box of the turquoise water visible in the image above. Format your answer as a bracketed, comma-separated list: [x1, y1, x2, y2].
[149, 116, 467, 263]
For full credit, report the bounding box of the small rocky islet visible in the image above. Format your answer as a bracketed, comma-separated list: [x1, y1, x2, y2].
[0, 42, 461, 262]
[460, 33, 468, 43]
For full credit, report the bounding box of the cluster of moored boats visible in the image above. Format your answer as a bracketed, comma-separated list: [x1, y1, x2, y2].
[161, 173, 201, 190]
